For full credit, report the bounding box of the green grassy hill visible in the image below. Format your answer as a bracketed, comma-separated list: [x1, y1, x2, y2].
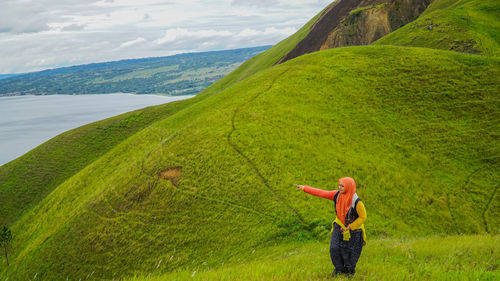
[1, 0, 499, 280]
[2, 45, 498, 280]
[374, 0, 500, 56]
[0, 98, 197, 227]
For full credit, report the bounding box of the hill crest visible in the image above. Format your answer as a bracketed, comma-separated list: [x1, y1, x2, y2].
[279, 0, 432, 63]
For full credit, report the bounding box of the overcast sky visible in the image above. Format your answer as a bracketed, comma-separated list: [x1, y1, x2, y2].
[0, 0, 331, 74]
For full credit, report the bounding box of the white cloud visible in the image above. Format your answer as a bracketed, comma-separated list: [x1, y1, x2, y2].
[231, 0, 280, 7]
[155, 28, 233, 45]
[237, 27, 297, 37]
[0, 0, 330, 73]
[61, 24, 87, 31]
[0, 0, 113, 34]
[119, 37, 146, 48]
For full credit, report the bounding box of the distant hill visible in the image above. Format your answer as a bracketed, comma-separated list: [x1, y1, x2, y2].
[1, 0, 499, 280]
[0, 74, 20, 80]
[0, 46, 269, 96]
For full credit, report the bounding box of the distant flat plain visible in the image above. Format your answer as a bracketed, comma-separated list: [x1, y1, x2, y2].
[0, 94, 193, 165]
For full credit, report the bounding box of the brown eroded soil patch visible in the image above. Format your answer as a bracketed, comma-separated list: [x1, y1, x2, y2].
[159, 166, 182, 187]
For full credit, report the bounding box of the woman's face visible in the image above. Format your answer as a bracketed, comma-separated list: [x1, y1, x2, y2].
[338, 182, 345, 193]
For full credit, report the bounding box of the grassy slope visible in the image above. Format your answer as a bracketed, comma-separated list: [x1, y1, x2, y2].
[2, 45, 498, 280]
[0, 98, 198, 227]
[128, 235, 500, 281]
[0, 5, 321, 229]
[374, 0, 500, 56]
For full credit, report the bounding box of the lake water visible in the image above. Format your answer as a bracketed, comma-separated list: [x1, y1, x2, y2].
[0, 94, 193, 166]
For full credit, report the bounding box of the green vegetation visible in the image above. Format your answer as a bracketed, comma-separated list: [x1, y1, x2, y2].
[1, 45, 498, 280]
[0, 226, 12, 266]
[0, 98, 200, 227]
[94, 65, 180, 82]
[0, 46, 269, 96]
[374, 0, 500, 56]
[349, 3, 388, 16]
[127, 235, 500, 281]
[1, 0, 499, 280]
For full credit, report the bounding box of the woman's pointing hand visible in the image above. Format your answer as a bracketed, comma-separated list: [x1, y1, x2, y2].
[294, 184, 305, 191]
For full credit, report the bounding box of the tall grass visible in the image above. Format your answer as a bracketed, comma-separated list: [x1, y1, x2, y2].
[127, 235, 500, 281]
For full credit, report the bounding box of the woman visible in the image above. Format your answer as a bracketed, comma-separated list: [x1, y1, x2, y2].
[295, 177, 366, 276]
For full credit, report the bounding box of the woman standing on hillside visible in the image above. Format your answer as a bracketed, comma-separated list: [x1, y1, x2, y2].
[295, 177, 366, 277]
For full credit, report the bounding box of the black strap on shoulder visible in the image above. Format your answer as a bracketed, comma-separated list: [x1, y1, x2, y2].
[354, 198, 361, 209]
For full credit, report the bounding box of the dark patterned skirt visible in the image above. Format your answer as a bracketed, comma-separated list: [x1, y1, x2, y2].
[330, 223, 364, 275]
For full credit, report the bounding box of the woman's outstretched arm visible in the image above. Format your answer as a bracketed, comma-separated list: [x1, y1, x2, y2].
[294, 184, 338, 200]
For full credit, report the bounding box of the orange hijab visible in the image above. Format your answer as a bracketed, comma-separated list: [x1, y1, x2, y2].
[336, 177, 356, 225]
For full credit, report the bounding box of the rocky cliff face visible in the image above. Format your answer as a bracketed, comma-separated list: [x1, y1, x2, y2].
[279, 0, 432, 63]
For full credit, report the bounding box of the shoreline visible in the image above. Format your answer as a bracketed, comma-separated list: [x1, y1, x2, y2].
[0, 92, 195, 98]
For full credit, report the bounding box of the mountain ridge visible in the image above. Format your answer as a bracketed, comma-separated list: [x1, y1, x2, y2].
[0, 46, 269, 96]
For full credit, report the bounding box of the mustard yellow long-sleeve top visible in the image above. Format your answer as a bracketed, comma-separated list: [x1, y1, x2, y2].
[303, 186, 367, 230]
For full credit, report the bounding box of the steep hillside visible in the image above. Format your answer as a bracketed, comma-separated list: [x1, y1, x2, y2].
[374, 0, 500, 56]
[2, 46, 498, 280]
[279, 0, 432, 63]
[0, 98, 196, 227]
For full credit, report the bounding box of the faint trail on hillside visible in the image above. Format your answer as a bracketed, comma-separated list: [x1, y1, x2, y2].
[168, 181, 279, 221]
[226, 68, 306, 225]
[445, 166, 480, 233]
[448, 165, 495, 233]
[483, 184, 498, 233]
[86, 201, 158, 248]
[130, 97, 281, 222]
[462, 165, 492, 233]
